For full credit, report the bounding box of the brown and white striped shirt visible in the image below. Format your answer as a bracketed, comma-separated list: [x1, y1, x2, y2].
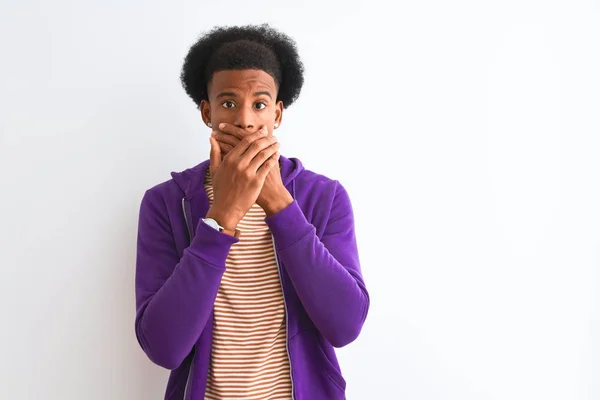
[203, 168, 292, 400]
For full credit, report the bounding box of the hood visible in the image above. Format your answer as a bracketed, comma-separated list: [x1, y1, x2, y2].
[170, 154, 304, 199]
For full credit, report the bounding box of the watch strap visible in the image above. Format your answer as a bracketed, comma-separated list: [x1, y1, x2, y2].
[221, 227, 241, 238]
[202, 218, 240, 238]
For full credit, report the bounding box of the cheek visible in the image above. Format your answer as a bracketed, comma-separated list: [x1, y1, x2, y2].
[209, 107, 230, 124]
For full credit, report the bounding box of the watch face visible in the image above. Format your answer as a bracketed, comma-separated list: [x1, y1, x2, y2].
[203, 218, 219, 230]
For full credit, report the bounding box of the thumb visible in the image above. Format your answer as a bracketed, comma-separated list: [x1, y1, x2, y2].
[209, 136, 221, 176]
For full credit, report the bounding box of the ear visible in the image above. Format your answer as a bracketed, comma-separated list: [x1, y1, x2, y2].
[200, 100, 211, 127]
[274, 100, 284, 129]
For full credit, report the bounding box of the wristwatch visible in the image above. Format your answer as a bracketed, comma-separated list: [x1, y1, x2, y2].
[202, 217, 241, 238]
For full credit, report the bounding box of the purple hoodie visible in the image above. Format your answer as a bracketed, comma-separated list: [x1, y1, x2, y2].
[135, 154, 370, 399]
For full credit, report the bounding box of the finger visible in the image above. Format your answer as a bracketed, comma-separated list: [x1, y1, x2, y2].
[227, 128, 271, 159]
[217, 122, 248, 140]
[217, 140, 234, 153]
[213, 131, 240, 147]
[260, 125, 270, 137]
[242, 135, 278, 163]
[248, 141, 280, 173]
[256, 151, 280, 181]
[209, 136, 221, 175]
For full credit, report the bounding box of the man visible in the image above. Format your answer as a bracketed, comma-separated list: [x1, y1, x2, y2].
[134, 23, 369, 400]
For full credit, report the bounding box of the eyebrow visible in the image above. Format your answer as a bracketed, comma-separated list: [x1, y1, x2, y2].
[216, 91, 272, 99]
[253, 91, 272, 99]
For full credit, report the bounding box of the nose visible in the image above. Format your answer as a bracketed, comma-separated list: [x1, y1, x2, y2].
[233, 106, 255, 132]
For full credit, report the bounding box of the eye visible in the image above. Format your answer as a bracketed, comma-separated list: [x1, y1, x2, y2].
[254, 102, 267, 110]
[221, 100, 235, 109]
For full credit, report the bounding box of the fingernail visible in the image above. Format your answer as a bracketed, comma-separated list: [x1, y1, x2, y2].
[219, 123, 225, 130]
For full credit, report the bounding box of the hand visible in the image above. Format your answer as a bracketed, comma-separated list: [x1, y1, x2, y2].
[207, 126, 280, 230]
[213, 123, 293, 215]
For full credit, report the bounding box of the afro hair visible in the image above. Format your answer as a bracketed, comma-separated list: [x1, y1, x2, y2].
[180, 23, 305, 109]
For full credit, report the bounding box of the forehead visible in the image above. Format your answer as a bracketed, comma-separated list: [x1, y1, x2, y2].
[208, 69, 276, 93]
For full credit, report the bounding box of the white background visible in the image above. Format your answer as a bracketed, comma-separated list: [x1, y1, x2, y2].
[1, 1, 599, 399]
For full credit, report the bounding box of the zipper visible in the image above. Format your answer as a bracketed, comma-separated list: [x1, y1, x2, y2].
[182, 197, 193, 240]
[183, 354, 195, 400]
[182, 198, 293, 398]
[272, 234, 295, 400]
[182, 197, 194, 400]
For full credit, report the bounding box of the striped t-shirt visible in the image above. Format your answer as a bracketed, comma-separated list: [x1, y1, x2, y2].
[203, 168, 292, 400]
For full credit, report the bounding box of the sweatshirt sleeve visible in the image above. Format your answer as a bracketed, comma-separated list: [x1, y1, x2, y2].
[264, 180, 370, 348]
[134, 187, 238, 370]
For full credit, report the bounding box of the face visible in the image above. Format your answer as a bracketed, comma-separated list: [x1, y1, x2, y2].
[200, 69, 283, 153]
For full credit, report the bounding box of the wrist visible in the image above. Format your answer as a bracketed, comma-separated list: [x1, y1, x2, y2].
[205, 206, 241, 231]
[263, 191, 294, 216]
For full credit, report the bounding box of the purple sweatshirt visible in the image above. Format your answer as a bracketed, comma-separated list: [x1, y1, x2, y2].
[134, 154, 370, 399]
